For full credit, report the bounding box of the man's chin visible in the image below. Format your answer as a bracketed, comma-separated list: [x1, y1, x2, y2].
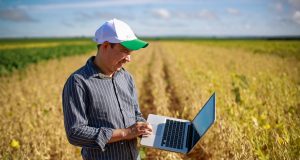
[116, 66, 123, 71]
[115, 63, 125, 71]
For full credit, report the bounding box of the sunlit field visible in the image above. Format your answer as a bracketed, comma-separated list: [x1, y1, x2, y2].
[0, 39, 299, 160]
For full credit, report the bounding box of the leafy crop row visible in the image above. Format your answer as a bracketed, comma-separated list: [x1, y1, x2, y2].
[0, 41, 95, 76]
[191, 40, 300, 59]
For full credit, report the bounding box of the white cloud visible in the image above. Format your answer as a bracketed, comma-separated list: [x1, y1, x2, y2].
[18, 0, 186, 11]
[274, 3, 283, 12]
[288, 0, 300, 10]
[176, 12, 188, 19]
[61, 20, 74, 27]
[226, 8, 240, 15]
[197, 10, 218, 20]
[0, 8, 36, 22]
[245, 24, 251, 29]
[292, 11, 300, 24]
[19, 0, 153, 10]
[75, 11, 134, 21]
[149, 9, 219, 21]
[151, 8, 171, 19]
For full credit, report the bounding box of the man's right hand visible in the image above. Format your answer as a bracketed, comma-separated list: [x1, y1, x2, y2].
[108, 122, 153, 143]
[124, 122, 152, 140]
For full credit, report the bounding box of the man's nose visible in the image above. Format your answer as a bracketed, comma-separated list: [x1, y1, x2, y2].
[125, 55, 131, 62]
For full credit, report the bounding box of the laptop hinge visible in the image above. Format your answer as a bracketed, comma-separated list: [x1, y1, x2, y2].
[186, 123, 193, 151]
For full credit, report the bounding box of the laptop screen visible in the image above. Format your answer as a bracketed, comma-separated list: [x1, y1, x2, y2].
[192, 93, 216, 136]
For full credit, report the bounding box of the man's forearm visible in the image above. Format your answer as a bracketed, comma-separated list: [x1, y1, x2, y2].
[107, 129, 128, 143]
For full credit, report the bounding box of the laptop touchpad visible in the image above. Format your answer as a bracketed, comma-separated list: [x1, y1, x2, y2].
[156, 123, 164, 136]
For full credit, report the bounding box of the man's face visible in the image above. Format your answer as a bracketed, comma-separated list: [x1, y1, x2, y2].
[102, 43, 132, 73]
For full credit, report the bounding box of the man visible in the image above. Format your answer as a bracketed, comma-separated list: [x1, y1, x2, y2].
[62, 18, 152, 160]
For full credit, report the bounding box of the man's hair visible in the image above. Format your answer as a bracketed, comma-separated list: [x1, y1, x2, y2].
[97, 44, 101, 50]
[97, 43, 116, 50]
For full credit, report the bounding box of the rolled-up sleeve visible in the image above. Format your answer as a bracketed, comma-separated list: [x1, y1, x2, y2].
[62, 76, 113, 151]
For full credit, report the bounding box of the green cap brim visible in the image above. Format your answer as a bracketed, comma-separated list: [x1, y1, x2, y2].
[120, 39, 149, 51]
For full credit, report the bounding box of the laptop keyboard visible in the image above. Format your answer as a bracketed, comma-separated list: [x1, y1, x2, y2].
[161, 119, 186, 149]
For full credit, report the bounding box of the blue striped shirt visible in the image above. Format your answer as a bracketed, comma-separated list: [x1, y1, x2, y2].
[62, 56, 146, 160]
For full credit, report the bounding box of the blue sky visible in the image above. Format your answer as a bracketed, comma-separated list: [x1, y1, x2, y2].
[0, 0, 300, 38]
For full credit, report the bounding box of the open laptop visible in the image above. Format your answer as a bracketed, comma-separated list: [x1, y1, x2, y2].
[140, 93, 216, 154]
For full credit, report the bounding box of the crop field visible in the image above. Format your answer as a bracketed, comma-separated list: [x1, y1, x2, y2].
[0, 39, 299, 160]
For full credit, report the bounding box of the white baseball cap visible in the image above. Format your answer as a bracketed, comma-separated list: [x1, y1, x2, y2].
[93, 18, 148, 50]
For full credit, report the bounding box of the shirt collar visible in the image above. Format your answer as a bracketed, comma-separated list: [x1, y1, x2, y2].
[86, 56, 122, 79]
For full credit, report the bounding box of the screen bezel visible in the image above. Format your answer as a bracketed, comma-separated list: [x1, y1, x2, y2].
[187, 92, 216, 153]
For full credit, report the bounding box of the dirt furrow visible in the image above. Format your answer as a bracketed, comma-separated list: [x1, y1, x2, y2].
[138, 49, 156, 118]
[157, 46, 184, 118]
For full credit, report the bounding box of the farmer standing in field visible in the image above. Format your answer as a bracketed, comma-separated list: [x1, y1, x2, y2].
[62, 18, 152, 160]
